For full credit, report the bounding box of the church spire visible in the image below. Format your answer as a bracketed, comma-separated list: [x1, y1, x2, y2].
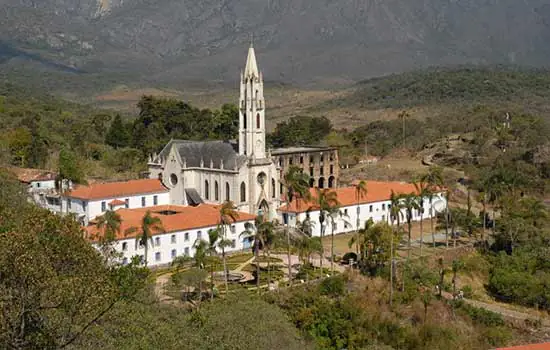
[244, 42, 259, 79]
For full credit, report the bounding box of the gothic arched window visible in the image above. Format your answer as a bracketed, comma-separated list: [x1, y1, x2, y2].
[204, 180, 210, 200]
[225, 182, 230, 201]
[215, 181, 219, 201]
[256, 113, 260, 129]
[240, 182, 246, 203]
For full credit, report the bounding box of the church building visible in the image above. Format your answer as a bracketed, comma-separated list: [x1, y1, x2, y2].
[147, 45, 280, 218]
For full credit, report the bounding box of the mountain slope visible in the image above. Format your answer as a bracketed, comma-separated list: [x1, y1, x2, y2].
[0, 0, 549, 88]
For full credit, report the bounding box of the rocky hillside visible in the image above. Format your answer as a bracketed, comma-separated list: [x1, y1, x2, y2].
[0, 0, 549, 89]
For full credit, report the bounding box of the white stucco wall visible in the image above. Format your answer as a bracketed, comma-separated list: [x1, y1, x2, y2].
[93, 220, 253, 267]
[61, 191, 170, 224]
[281, 192, 447, 237]
[29, 180, 56, 191]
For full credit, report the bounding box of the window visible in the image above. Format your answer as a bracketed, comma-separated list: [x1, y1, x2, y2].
[36, 182, 41, 188]
[197, 231, 202, 240]
[101, 201, 106, 212]
[171, 249, 177, 258]
[231, 240, 236, 248]
[388, 204, 392, 209]
[215, 181, 219, 201]
[204, 180, 209, 200]
[184, 232, 189, 241]
[357, 206, 360, 214]
[280, 183, 283, 195]
[240, 182, 246, 202]
[223, 182, 230, 201]
[155, 237, 161, 247]
[289, 157, 293, 165]
[256, 113, 261, 129]
[122, 242, 128, 251]
[278, 157, 282, 166]
[382, 204, 386, 210]
[309, 167, 314, 176]
[125, 198, 129, 208]
[122, 257, 128, 265]
[153, 195, 158, 205]
[184, 247, 190, 256]
[320, 167, 324, 175]
[330, 165, 334, 174]
[68, 199, 72, 209]
[155, 252, 161, 261]
[320, 155, 324, 162]
[171, 235, 176, 244]
[82, 201, 87, 211]
[300, 156, 304, 164]
[230, 225, 236, 234]
[330, 153, 334, 161]
[141, 196, 146, 207]
[369, 205, 373, 212]
[271, 179, 276, 198]
[344, 209, 348, 215]
[310, 156, 314, 163]
[170, 174, 178, 186]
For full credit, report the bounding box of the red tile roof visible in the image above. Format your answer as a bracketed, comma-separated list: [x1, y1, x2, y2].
[279, 181, 441, 213]
[497, 343, 550, 350]
[8, 167, 56, 183]
[109, 199, 126, 206]
[85, 204, 256, 241]
[65, 179, 168, 200]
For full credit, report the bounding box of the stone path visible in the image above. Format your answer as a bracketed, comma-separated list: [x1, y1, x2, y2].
[441, 291, 550, 327]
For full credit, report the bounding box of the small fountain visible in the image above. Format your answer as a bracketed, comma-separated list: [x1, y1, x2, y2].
[213, 271, 245, 283]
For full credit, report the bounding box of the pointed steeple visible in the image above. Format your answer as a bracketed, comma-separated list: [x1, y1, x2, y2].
[244, 43, 259, 79]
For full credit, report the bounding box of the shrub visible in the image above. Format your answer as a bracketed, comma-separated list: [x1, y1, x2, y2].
[460, 304, 504, 327]
[319, 276, 346, 297]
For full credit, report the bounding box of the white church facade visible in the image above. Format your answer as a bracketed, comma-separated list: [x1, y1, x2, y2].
[147, 45, 280, 218]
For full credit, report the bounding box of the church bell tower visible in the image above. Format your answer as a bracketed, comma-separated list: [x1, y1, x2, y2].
[238, 43, 266, 159]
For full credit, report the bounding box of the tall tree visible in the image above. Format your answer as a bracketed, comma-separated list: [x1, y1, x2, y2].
[125, 211, 164, 266]
[219, 200, 239, 295]
[0, 206, 148, 349]
[388, 191, 404, 305]
[414, 181, 430, 258]
[402, 193, 420, 262]
[421, 166, 444, 248]
[353, 180, 368, 253]
[241, 215, 270, 293]
[348, 218, 374, 263]
[315, 188, 341, 276]
[95, 210, 122, 263]
[105, 114, 131, 149]
[282, 166, 311, 286]
[57, 148, 86, 191]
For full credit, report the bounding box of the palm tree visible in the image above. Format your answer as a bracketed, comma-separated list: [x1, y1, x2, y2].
[241, 215, 269, 293]
[96, 210, 122, 242]
[125, 210, 164, 266]
[327, 204, 348, 276]
[315, 188, 339, 275]
[414, 181, 430, 257]
[421, 167, 444, 248]
[402, 193, 420, 262]
[191, 239, 210, 302]
[95, 210, 122, 264]
[354, 181, 368, 229]
[218, 200, 239, 295]
[348, 218, 374, 263]
[388, 191, 404, 305]
[282, 166, 311, 285]
[204, 228, 220, 300]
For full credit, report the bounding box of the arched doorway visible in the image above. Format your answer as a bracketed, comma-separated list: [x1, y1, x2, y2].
[328, 176, 335, 188]
[318, 177, 325, 189]
[309, 178, 315, 188]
